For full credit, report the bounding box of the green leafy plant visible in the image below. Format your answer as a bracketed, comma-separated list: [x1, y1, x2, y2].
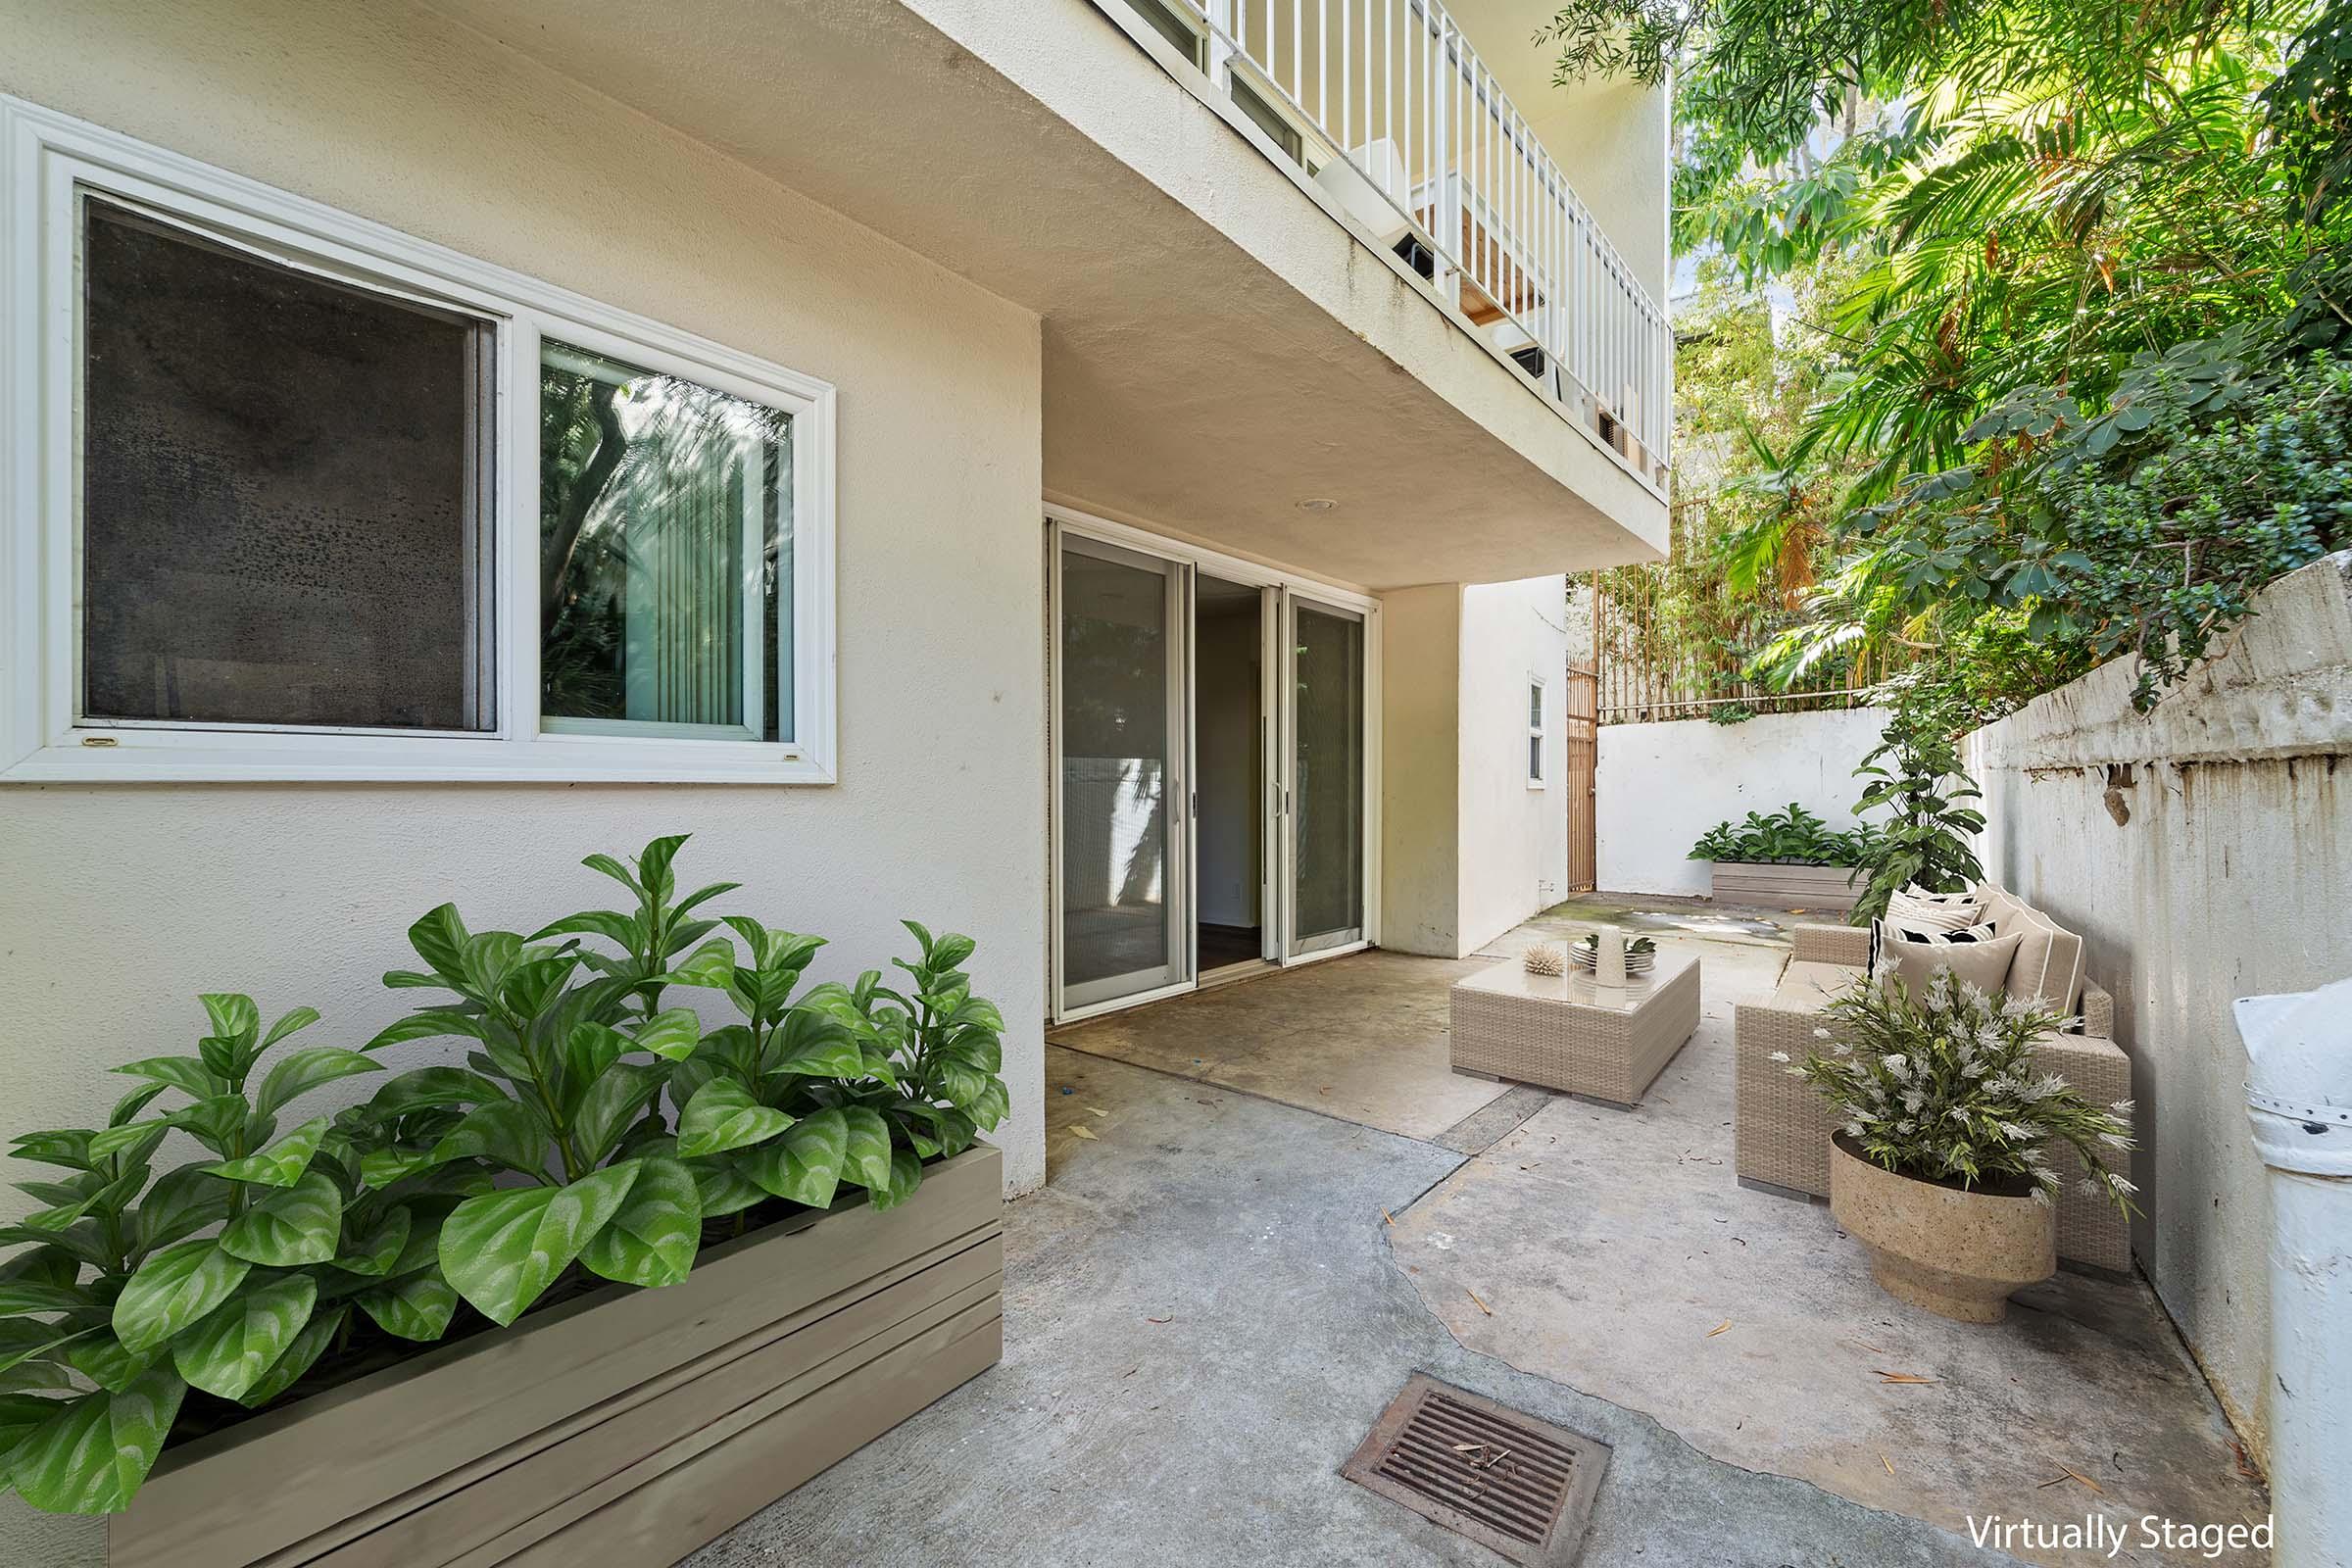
[1551, 0, 2347, 724]
[1689, 803, 1881, 867]
[1845, 677, 1986, 922]
[0, 836, 1007, 1516]
[1782, 967, 2136, 1210]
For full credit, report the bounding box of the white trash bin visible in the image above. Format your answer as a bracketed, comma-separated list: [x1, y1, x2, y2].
[2236, 979, 2352, 1568]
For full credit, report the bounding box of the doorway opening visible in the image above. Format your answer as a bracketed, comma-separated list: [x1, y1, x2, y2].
[1194, 572, 1266, 978]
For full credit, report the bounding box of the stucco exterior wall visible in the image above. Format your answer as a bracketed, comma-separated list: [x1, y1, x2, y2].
[1597, 708, 1888, 897]
[1966, 553, 2352, 1466]
[1456, 577, 1571, 946]
[0, 13, 1045, 1554]
[1380, 576, 1567, 956]
[1379, 585, 1466, 956]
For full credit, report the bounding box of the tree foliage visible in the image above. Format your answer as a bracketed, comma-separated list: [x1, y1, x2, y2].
[1548, 0, 2352, 719]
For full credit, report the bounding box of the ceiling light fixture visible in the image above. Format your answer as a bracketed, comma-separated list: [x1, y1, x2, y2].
[1296, 498, 1338, 512]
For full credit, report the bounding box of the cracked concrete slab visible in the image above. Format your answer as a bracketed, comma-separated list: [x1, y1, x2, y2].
[693, 1045, 2015, 1567]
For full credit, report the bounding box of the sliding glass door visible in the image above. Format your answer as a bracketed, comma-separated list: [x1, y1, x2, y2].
[1050, 515, 1375, 1019]
[1054, 533, 1190, 1014]
[1283, 593, 1366, 956]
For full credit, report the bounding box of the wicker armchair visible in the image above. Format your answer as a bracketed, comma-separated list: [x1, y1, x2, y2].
[1734, 917, 2133, 1274]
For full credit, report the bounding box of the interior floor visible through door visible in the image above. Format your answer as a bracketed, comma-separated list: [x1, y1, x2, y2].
[1199, 922, 1262, 972]
[1194, 572, 1264, 975]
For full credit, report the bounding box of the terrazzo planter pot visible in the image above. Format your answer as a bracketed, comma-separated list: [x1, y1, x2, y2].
[108, 1146, 1004, 1568]
[1827, 1135, 2054, 1323]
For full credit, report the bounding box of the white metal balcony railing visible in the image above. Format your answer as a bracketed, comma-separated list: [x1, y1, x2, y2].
[1132, 0, 1672, 490]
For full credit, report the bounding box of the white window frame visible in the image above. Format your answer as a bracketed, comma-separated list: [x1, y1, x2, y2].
[0, 97, 838, 784]
[1526, 674, 1547, 788]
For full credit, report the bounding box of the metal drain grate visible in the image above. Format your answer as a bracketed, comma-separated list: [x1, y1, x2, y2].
[1341, 1374, 1610, 1566]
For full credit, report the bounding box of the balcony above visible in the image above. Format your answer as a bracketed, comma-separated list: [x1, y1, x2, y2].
[427, 0, 1673, 587]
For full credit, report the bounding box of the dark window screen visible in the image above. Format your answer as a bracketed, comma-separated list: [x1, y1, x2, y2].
[80, 198, 490, 730]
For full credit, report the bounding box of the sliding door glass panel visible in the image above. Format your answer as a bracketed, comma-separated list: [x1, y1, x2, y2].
[1058, 538, 1186, 1009]
[1291, 601, 1365, 954]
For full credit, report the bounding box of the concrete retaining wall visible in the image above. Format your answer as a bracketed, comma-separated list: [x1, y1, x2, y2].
[1596, 707, 1886, 898]
[1966, 552, 2352, 1465]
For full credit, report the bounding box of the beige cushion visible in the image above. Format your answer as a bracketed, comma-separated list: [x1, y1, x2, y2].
[1976, 886, 2024, 933]
[2001, 901, 2085, 1014]
[1886, 885, 1984, 932]
[1772, 959, 1863, 1009]
[1885, 927, 2024, 996]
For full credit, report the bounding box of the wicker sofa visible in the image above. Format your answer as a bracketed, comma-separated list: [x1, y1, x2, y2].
[1734, 889, 2134, 1274]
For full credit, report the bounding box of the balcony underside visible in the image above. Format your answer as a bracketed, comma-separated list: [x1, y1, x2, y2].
[425, 0, 1670, 588]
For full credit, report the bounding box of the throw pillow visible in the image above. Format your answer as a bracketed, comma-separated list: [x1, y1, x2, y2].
[2000, 902, 2087, 1016]
[1867, 918, 1999, 974]
[1885, 884, 1985, 932]
[1883, 926, 2023, 997]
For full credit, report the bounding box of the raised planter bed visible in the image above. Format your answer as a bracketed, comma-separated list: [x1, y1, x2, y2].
[1708, 860, 1864, 911]
[111, 1146, 1004, 1568]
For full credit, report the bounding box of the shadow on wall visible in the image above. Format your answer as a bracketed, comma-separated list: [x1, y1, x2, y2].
[1966, 551, 2352, 1470]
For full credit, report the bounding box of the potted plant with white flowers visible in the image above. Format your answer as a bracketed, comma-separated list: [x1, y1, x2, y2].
[1780, 969, 2136, 1322]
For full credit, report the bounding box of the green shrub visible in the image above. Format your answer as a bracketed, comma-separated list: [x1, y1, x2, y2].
[1845, 675, 1986, 922]
[1689, 802, 1880, 866]
[0, 836, 1006, 1515]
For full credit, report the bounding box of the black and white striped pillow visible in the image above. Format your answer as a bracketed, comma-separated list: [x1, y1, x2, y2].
[1885, 885, 1985, 933]
[1869, 918, 2000, 974]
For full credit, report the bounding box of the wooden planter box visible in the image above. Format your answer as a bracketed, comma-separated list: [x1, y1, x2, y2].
[112, 1146, 1004, 1568]
[1709, 861, 1864, 912]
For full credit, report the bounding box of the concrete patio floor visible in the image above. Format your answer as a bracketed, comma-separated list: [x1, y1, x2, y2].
[701, 903, 2268, 1567]
[1046, 949, 1519, 1141]
[695, 1043, 2011, 1568]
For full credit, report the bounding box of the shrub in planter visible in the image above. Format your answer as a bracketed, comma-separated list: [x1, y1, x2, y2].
[0, 835, 1007, 1516]
[1780, 969, 2134, 1321]
[1688, 803, 1880, 868]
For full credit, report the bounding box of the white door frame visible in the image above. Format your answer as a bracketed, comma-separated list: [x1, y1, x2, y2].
[1046, 504, 1381, 1021]
[1049, 523, 1194, 1021]
[1278, 587, 1375, 963]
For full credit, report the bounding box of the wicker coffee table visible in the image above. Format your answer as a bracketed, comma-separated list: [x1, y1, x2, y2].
[1449, 951, 1701, 1106]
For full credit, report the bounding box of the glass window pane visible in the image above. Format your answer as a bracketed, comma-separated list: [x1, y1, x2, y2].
[1059, 545, 1177, 997]
[80, 199, 490, 730]
[539, 341, 790, 740]
[1293, 605, 1364, 944]
[1530, 682, 1544, 727]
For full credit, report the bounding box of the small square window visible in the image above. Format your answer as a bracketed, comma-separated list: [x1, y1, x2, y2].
[79, 198, 494, 731]
[538, 342, 793, 744]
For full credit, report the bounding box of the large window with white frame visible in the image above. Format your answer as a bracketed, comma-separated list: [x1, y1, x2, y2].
[1, 98, 835, 783]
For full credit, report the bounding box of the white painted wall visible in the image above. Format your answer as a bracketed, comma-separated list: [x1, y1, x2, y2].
[1457, 577, 1571, 947]
[1596, 708, 1888, 897]
[0, 14, 1044, 1553]
[1380, 576, 1567, 956]
[1967, 553, 2352, 1470]
[1380, 585, 1466, 956]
